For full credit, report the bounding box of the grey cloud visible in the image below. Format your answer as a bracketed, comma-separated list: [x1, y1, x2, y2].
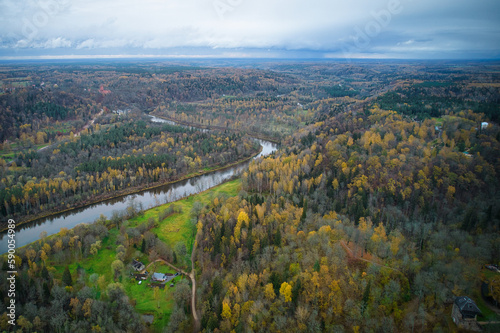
[0, 0, 498, 59]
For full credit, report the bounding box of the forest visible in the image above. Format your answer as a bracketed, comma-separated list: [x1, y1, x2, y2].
[0, 60, 499, 332]
[0, 110, 258, 227]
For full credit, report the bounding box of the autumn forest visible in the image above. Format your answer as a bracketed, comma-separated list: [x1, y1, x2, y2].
[0, 60, 499, 332]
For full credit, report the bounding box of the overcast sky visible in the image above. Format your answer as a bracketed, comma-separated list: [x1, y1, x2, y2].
[0, 0, 499, 59]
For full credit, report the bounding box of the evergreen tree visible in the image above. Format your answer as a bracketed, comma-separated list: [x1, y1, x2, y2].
[41, 265, 50, 281]
[62, 266, 73, 287]
[274, 229, 282, 247]
[42, 282, 51, 304]
[362, 280, 371, 314]
[301, 198, 308, 222]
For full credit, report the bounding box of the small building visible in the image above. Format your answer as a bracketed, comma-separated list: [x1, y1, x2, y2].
[131, 259, 145, 272]
[481, 122, 489, 130]
[151, 272, 167, 282]
[151, 272, 175, 283]
[451, 296, 482, 332]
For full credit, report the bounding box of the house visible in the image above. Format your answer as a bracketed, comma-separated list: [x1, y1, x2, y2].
[151, 272, 175, 283]
[151, 273, 167, 282]
[131, 259, 145, 272]
[451, 296, 482, 331]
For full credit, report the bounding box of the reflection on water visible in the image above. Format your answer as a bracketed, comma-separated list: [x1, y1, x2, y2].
[0, 116, 278, 251]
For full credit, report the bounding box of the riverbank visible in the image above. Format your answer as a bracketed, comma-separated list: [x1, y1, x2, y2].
[0, 145, 262, 233]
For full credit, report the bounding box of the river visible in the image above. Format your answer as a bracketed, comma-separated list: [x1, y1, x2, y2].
[0, 116, 278, 252]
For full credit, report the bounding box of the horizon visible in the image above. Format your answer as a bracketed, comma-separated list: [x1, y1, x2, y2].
[1, 0, 499, 61]
[1, 55, 500, 64]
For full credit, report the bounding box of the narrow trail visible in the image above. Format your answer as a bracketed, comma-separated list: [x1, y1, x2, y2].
[142, 258, 188, 276]
[480, 289, 500, 317]
[74, 108, 104, 137]
[190, 242, 200, 332]
[29, 109, 104, 155]
[142, 252, 200, 332]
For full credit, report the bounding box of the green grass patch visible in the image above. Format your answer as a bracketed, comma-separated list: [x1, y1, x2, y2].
[483, 268, 500, 280]
[0, 152, 15, 160]
[49, 228, 182, 332]
[125, 272, 185, 332]
[475, 290, 500, 322]
[432, 117, 444, 126]
[51, 230, 118, 283]
[127, 179, 242, 269]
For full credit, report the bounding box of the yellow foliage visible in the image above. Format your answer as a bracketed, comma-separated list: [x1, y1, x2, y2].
[264, 283, 276, 301]
[221, 301, 232, 320]
[280, 282, 292, 302]
[318, 225, 332, 235]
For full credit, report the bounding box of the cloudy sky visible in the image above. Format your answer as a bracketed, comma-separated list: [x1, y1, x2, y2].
[0, 0, 499, 59]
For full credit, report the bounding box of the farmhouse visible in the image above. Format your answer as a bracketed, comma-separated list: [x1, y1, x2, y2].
[151, 272, 175, 283]
[451, 296, 481, 331]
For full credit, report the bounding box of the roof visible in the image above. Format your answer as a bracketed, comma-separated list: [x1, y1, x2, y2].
[132, 259, 144, 266]
[455, 296, 481, 315]
[151, 272, 176, 283]
[131, 259, 145, 270]
[151, 273, 166, 280]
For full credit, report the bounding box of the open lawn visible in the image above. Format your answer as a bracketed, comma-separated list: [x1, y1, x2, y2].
[483, 268, 500, 280]
[0, 142, 50, 160]
[127, 179, 241, 269]
[50, 229, 185, 332]
[474, 290, 500, 322]
[433, 117, 444, 126]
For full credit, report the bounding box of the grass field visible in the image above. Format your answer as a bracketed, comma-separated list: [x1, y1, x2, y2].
[0, 142, 50, 161]
[475, 291, 500, 322]
[49, 178, 242, 332]
[483, 268, 500, 280]
[127, 179, 241, 267]
[477, 268, 500, 322]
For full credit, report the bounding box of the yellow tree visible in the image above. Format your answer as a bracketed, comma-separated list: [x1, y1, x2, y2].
[234, 211, 249, 244]
[264, 283, 276, 301]
[221, 301, 232, 320]
[280, 282, 292, 303]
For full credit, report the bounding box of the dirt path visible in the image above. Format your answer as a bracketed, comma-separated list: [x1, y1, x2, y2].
[74, 108, 104, 137]
[190, 242, 200, 332]
[480, 290, 500, 317]
[142, 254, 200, 332]
[35, 109, 104, 154]
[143, 258, 189, 276]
